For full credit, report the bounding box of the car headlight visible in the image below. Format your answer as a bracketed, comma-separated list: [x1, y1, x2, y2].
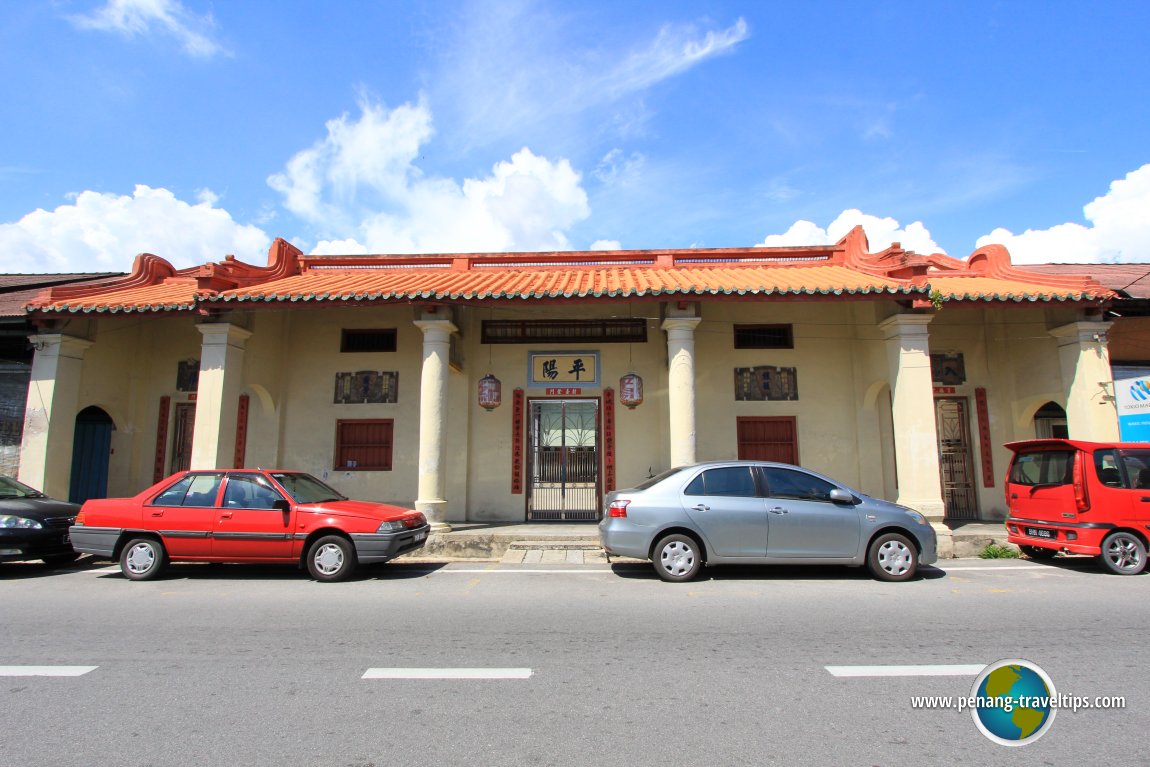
[376, 520, 407, 533]
[904, 510, 928, 525]
[0, 515, 42, 530]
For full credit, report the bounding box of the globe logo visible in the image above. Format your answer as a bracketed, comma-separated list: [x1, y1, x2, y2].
[970, 659, 1057, 746]
[1131, 379, 1150, 402]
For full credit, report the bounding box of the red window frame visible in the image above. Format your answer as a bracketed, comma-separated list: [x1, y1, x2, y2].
[335, 419, 394, 471]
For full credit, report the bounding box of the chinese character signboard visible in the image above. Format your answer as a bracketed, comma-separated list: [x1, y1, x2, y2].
[529, 352, 600, 388]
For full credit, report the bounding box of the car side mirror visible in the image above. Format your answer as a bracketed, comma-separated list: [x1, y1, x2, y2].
[828, 488, 856, 505]
[272, 499, 291, 512]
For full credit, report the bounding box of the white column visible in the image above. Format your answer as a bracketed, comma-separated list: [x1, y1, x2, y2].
[1050, 321, 1119, 440]
[878, 315, 946, 522]
[18, 334, 93, 498]
[662, 316, 702, 467]
[190, 323, 252, 469]
[414, 318, 457, 530]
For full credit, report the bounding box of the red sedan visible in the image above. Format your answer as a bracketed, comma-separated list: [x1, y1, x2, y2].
[70, 470, 429, 582]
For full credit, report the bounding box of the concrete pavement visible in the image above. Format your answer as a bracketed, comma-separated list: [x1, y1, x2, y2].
[399, 520, 1015, 562]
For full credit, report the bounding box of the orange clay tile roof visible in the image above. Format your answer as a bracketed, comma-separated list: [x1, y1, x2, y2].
[214, 262, 914, 304]
[30, 278, 200, 313]
[23, 230, 1116, 314]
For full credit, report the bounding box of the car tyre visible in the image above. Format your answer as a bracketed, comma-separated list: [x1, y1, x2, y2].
[1019, 545, 1058, 561]
[306, 535, 357, 582]
[652, 533, 702, 583]
[1098, 531, 1147, 575]
[867, 532, 918, 582]
[120, 538, 167, 581]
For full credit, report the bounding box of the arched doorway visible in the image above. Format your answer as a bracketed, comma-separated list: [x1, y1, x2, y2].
[69, 406, 114, 504]
[1034, 402, 1068, 439]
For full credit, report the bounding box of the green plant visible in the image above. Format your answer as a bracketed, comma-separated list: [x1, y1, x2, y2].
[980, 543, 1021, 559]
[930, 289, 945, 311]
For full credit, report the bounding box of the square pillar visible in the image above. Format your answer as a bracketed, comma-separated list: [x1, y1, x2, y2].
[879, 315, 947, 523]
[190, 323, 252, 470]
[18, 334, 93, 498]
[1050, 321, 1119, 441]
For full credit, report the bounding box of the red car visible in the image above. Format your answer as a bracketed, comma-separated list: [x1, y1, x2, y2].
[69, 470, 429, 582]
[1004, 439, 1150, 575]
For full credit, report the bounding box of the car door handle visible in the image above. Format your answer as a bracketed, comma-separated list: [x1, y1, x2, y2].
[768, 507, 788, 514]
[219, 512, 233, 520]
[150, 511, 163, 517]
[691, 504, 710, 512]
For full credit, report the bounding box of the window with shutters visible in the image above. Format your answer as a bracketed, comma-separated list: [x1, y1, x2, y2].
[334, 419, 394, 470]
[736, 416, 798, 464]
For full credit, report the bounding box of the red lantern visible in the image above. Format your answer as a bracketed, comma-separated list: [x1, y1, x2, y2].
[619, 372, 644, 408]
[478, 374, 502, 410]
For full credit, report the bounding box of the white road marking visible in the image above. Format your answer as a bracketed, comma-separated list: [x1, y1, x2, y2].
[0, 666, 98, 677]
[826, 664, 985, 677]
[363, 667, 533, 679]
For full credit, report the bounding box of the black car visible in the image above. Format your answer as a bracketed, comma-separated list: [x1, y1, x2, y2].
[0, 475, 80, 566]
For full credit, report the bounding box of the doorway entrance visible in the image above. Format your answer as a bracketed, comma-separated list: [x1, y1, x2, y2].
[935, 397, 979, 520]
[171, 403, 196, 474]
[69, 406, 114, 504]
[527, 399, 600, 521]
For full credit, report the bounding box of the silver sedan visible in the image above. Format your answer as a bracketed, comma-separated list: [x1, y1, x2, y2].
[599, 461, 938, 582]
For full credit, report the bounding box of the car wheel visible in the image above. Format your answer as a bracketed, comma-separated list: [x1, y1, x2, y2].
[652, 533, 702, 583]
[120, 538, 167, 581]
[1019, 545, 1058, 560]
[307, 535, 357, 582]
[1098, 531, 1147, 575]
[41, 552, 80, 567]
[867, 532, 918, 582]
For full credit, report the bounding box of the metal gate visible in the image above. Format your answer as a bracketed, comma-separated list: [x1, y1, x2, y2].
[935, 398, 979, 520]
[527, 399, 600, 521]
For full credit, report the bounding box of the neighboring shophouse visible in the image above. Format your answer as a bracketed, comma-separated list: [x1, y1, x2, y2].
[18, 228, 1120, 553]
[1, 272, 120, 478]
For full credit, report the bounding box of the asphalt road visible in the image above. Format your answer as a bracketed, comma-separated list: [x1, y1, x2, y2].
[2, 556, 1147, 767]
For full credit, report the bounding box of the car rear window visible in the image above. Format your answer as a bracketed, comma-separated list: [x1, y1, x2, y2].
[1009, 450, 1074, 487]
[633, 467, 688, 491]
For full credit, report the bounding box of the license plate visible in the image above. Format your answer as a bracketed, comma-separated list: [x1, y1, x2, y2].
[414, 531, 427, 542]
[1025, 527, 1055, 540]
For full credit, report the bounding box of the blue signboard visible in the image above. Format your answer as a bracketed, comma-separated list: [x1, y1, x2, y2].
[1114, 376, 1150, 442]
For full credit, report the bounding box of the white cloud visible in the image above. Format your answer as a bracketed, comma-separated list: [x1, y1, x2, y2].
[757, 209, 945, 255]
[590, 240, 622, 250]
[270, 99, 591, 254]
[976, 164, 1150, 264]
[70, 0, 228, 58]
[0, 185, 269, 272]
[438, 10, 748, 147]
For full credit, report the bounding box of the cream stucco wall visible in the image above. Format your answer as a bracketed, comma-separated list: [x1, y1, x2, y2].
[23, 296, 1119, 526]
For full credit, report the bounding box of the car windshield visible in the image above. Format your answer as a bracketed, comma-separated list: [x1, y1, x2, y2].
[270, 473, 347, 504]
[0, 475, 44, 498]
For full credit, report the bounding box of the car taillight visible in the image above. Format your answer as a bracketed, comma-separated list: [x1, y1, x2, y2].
[73, 510, 84, 526]
[1073, 455, 1090, 512]
[608, 500, 629, 518]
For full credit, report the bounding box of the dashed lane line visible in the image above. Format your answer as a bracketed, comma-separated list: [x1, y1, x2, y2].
[0, 666, 98, 677]
[826, 664, 985, 677]
[363, 668, 533, 680]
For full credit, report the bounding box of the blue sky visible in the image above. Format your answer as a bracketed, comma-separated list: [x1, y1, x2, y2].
[1, 0, 1148, 273]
